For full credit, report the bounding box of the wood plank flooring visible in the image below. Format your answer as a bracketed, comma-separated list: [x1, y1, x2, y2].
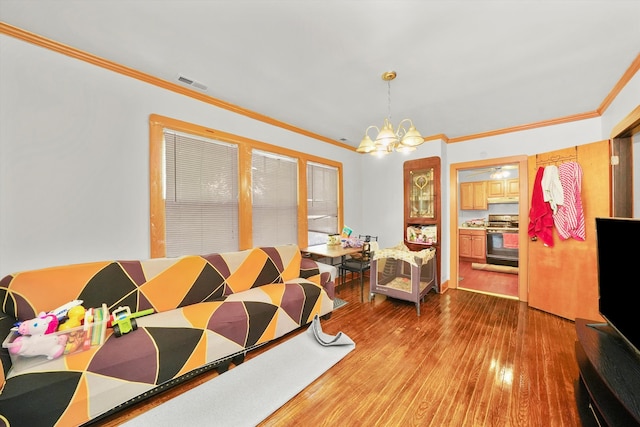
[458, 260, 519, 298]
[97, 281, 590, 427]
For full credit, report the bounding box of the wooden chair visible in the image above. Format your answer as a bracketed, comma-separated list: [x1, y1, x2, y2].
[369, 245, 438, 316]
[339, 235, 378, 302]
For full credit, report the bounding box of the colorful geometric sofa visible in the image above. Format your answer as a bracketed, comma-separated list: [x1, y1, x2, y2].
[0, 244, 334, 427]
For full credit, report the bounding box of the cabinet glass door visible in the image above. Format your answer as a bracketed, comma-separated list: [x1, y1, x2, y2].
[409, 168, 434, 219]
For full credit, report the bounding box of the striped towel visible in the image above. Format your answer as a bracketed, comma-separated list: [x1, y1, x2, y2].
[554, 161, 585, 241]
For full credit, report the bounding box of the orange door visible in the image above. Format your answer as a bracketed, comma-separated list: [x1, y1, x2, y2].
[527, 141, 609, 321]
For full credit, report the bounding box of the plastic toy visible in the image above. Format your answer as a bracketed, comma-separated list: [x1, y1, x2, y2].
[10, 312, 68, 359]
[110, 307, 154, 337]
[58, 305, 86, 331]
[56, 305, 87, 354]
[48, 299, 83, 321]
[17, 312, 59, 336]
[9, 333, 68, 359]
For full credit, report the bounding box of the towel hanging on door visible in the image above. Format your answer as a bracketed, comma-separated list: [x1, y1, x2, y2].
[528, 167, 555, 246]
[553, 161, 585, 241]
[541, 165, 564, 214]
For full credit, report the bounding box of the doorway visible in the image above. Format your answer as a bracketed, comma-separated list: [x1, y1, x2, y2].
[449, 156, 529, 302]
[458, 164, 519, 298]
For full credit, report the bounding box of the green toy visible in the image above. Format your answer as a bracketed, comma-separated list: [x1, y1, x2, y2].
[110, 306, 154, 337]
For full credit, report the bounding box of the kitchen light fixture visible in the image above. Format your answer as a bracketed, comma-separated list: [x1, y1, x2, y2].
[356, 71, 424, 155]
[490, 167, 510, 179]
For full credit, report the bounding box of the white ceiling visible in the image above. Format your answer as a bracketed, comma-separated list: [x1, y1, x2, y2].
[2, 0, 639, 148]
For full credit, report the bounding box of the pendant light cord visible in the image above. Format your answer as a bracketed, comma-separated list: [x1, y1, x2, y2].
[387, 80, 392, 121]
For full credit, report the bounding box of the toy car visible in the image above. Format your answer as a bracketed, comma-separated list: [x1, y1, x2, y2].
[110, 307, 154, 337]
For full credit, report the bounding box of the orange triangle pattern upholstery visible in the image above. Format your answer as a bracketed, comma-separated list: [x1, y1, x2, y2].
[0, 244, 334, 426]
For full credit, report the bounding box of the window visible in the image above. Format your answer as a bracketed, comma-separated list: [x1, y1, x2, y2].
[149, 114, 343, 257]
[251, 150, 298, 246]
[164, 130, 239, 256]
[307, 162, 338, 245]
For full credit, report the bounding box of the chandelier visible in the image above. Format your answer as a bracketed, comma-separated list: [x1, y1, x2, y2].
[356, 71, 424, 155]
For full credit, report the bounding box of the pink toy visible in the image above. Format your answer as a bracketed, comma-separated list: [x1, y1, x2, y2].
[17, 312, 59, 336]
[9, 334, 68, 359]
[10, 312, 68, 359]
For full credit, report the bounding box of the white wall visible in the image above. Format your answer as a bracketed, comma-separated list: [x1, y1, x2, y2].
[0, 34, 362, 274]
[1, 33, 638, 281]
[358, 141, 445, 251]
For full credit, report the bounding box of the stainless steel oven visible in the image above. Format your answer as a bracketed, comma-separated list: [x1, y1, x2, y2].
[486, 214, 519, 267]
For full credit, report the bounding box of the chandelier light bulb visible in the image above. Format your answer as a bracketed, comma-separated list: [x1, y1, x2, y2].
[396, 143, 416, 153]
[399, 122, 424, 147]
[356, 134, 376, 153]
[375, 118, 400, 147]
[356, 71, 425, 155]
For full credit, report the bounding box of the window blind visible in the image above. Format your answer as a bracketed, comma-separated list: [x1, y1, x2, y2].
[164, 130, 239, 256]
[307, 162, 338, 235]
[251, 150, 298, 246]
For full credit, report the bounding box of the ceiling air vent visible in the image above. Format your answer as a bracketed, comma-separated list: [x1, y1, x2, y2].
[177, 74, 208, 91]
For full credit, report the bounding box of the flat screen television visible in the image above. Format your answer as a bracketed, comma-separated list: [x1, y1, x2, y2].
[595, 217, 640, 355]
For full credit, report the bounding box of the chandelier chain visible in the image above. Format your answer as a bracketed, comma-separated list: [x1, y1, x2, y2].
[387, 80, 392, 121]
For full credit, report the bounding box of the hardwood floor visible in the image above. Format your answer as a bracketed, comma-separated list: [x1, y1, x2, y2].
[458, 260, 519, 298]
[97, 281, 589, 427]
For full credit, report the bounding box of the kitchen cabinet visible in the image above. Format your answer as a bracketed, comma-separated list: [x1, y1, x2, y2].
[459, 228, 486, 263]
[486, 180, 505, 198]
[486, 178, 519, 198]
[506, 178, 519, 197]
[460, 181, 487, 210]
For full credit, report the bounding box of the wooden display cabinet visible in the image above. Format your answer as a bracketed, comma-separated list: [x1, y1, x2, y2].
[404, 157, 442, 290]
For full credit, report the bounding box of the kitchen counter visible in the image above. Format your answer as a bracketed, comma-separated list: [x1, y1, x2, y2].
[459, 225, 486, 230]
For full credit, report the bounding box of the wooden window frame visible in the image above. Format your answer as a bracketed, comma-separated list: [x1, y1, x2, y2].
[149, 114, 344, 257]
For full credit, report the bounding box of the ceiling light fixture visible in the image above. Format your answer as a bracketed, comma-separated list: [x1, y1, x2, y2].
[490, 167, 510, 179]
[357, 71, 424, 156]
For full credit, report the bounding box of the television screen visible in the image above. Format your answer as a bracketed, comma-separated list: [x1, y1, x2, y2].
[595, 217, 640, 354]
